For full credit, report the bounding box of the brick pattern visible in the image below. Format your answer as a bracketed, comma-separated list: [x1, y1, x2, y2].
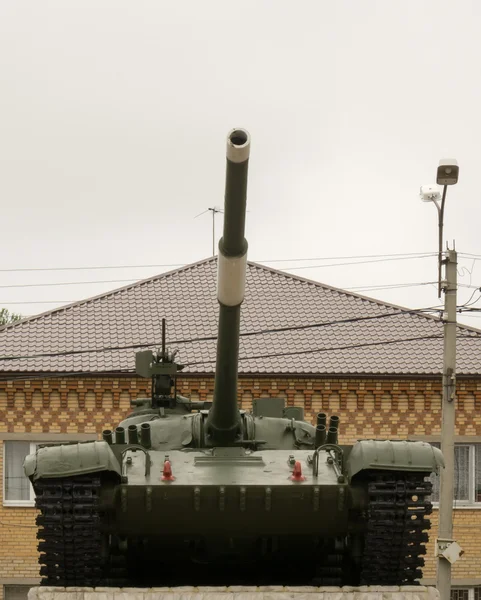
[0, 379, 150, 435]
[1, 377, 481, 439]
[1, 375, 480, 584]
[423, 511, 481, 581]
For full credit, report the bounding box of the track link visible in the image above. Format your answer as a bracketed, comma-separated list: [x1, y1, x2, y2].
[359, 471, 433, 585]
[34, 475, 126, 587]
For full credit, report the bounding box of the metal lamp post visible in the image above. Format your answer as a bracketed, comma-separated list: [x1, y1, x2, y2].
[420, 159, 461, 600]
[420, 159, 458, 298]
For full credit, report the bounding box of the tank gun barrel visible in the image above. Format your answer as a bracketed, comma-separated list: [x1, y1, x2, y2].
[205, 128, 251, 444]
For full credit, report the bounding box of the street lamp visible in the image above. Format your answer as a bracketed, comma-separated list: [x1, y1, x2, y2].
[420, 159, 459, 298]
[420, 159, 460, 600]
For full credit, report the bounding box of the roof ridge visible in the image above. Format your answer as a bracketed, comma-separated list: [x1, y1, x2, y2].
[0, 256, 217, 332]
[247, 260, 481, 335]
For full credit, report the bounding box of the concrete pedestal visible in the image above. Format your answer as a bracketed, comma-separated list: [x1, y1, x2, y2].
[28, 585, 440, 600]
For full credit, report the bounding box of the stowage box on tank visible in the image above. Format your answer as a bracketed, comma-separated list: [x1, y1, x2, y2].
[25, 128, 444, 588]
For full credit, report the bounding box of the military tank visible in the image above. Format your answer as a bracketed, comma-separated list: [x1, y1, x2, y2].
[25, 128, 444, 589]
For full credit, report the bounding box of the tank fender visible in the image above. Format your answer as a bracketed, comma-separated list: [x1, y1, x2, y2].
[347, 440, 444, 479]
[24, 440, 122, 482]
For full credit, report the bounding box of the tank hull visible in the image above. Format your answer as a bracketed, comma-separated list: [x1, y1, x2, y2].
[31, 442, 439, 587]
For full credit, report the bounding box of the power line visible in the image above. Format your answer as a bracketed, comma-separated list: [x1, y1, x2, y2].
[459, 287, 481, 309]
[4, 333, 479, 381]
[0, 306, 445, 363]
[183, 335, 447, 367]
[0, 279, 139, 289]
[346, 281, 437, 292]
[3, 277, 470, 303]
[458, 283, 481, 289]
[0, 263, 184, 273]
[0, 251, 476, 304]
[0, 253, 460, 306]
[258, 251, 437, 263]
[0, 370, 126, 382]
[0, 278, 438, 291]
[0, 301, 79, 304]
[273, 254, 436, 271]
[0, 252, 437, 274]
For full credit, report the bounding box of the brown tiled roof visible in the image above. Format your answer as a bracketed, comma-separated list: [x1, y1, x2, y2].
[0, 257, 480, 376]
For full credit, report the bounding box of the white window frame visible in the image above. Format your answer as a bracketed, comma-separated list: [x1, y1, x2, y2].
[3, 441, 37, 507]
[451, 587, 481, 600]
[430, 443, 481, 508]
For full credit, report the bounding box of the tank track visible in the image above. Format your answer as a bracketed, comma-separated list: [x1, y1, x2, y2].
[34, 474, 126, 587]
[359, 471, 433, 585]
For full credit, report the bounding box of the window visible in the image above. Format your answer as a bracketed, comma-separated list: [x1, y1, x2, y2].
[429, 443, 481, 506]
[4, 586, 32, 600]
[451, 588, 481, 600]
[3, 442, 37, 506]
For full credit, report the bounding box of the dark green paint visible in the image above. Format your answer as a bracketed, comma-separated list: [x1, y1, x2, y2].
[205, 133, 250, 445]
[207, 304, 242, 443]
[220, 158, 249, 257]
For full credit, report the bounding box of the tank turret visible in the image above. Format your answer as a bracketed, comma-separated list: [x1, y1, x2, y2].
[205, 128, 250, 444]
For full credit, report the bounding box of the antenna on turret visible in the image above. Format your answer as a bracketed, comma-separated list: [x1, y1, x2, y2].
[134, 318, 184, 411]
[161, 318, 166, 361]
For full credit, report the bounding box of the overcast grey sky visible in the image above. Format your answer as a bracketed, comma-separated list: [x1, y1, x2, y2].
[1, 0, 480, 328]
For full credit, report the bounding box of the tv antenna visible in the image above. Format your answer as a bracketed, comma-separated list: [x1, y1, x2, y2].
[194, 207, 223, 256]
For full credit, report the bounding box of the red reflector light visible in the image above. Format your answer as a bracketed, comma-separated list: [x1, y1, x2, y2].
[161, 460, 175, 481]
[291, 460, 305, 482]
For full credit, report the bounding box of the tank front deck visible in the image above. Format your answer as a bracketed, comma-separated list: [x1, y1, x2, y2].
[123, 449, 339, 486]
[108, 449, 352, 536]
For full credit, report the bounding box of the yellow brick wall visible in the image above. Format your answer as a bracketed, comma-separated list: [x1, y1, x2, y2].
[0, 374, 480, 585]
[0, 442, 38, 580]
[423, 511, 481, 581]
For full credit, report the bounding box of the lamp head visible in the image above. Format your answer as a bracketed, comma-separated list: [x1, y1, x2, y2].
[437, 159, 459, 185]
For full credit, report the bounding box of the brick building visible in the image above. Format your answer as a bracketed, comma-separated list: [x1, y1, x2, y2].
[0, 258, 481, 600]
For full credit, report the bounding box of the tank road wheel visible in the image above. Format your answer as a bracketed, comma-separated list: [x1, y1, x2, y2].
[34, 474, 127, 587]
[359, 470, 433, 586]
